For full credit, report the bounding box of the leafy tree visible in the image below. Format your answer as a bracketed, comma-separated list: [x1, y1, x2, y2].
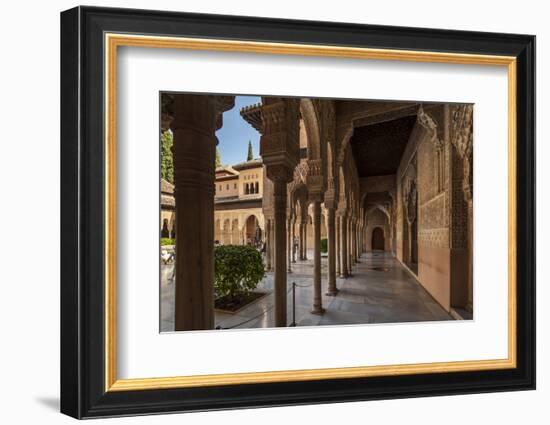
[215, 147, 222, 168]
[160, 130, 174, 183]
[214, 245, 265, 298]
[247, 140, 254, 161]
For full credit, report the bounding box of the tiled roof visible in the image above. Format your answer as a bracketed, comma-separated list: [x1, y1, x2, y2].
[232, 158, 263, 171]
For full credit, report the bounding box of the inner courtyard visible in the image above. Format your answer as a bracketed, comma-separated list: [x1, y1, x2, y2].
[159, 94, 474, 331]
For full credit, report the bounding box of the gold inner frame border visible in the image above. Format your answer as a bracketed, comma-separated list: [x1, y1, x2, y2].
[104, 33, 517, 392]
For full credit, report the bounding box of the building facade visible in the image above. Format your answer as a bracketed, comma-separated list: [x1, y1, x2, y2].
[213, 159, 265, 247]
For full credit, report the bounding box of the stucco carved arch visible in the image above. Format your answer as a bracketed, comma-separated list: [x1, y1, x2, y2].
[300, 99, 327, 195]
[335, 121, 354, 167]
[365, 204, 391, 224]
[241, 213, 264, 232]
[300, 99, 322, 161]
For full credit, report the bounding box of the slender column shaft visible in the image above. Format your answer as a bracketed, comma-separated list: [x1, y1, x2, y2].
[354, 221, 359, 261]
[336, 215, 341, 275]
[266, 219, 272, 271]
[358, 224, 362, 253]
[287, 218, 292, 272]
[354, 221, 358, 261]
[351, 220, 356, 263]
[358, 224, 362, 255]
[173, 95, 216, 331]
[299, 220, 305, 260]
[351, 221, 356, 266]
[350, 220, 354, 263]
[291, 217, 297, 263]
[303, 218, 308, 260]
[348, 218, 353, 274]
[340, 214, 349, 278]
[273, 181, 288, 327]
[327, 208, 338, 295]
[311, 201, 324, 313]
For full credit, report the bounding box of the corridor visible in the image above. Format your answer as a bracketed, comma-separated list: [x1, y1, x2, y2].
[160, 251, 451, 332]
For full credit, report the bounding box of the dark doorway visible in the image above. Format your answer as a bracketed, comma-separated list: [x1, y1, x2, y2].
[161, 218, 170, 238]
[245, 215, 260, 246]
[372, 227, 385, 250]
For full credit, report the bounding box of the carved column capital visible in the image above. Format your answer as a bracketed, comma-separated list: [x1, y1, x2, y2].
[306, 158, 325, 194]
[259, 99, 300, 166]
[266, 163, 294, 185]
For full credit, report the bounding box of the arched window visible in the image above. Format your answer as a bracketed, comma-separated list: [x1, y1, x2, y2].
[255, 182, 259, 194]
[245, 183, 249, 194]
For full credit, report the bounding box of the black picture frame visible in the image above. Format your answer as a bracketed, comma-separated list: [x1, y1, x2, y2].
[60, 5, 535, 419]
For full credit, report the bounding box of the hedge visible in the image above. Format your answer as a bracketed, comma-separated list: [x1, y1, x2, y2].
[160, 237, 175, 246]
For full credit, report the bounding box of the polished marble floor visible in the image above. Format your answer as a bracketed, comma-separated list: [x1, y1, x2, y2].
[160, 250, 452, 332]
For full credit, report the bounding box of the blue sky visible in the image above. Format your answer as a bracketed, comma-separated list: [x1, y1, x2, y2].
[216, 96, 261, 166]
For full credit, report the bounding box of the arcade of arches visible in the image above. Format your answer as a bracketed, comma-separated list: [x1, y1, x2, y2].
[160, 94, 473, 331]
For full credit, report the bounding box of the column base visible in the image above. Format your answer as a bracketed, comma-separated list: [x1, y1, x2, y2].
[326, 288, 339, 296]
[311, 306, 326, 315]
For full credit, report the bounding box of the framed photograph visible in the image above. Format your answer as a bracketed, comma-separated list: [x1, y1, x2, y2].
[60, 6, 535, 419]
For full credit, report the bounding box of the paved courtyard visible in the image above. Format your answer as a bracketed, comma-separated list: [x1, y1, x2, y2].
[160, 250, 452, 332]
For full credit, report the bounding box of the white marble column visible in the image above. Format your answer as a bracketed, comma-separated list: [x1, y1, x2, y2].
[303, 216, 308, 260]
[291, 216, 297, 263]
[287, 217, 292, 273]
[272, 178, 289, 327]
[327, 207, 338, 295]
[311, 201, 324, 314]
[298, 219, 305, 261]
[347, 216, 353, 275]
[340, 213, 349, 278]
[266, 218, 273, 271]
[336, 214, 341, 276]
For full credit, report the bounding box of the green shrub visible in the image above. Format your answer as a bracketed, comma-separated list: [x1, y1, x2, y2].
[320, 238, 328, 254]
[214, 245, 265, 298]
[160, 237, 175, 246]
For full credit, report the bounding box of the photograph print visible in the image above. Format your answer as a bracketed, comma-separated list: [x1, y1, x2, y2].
[159, 94, 474, 332]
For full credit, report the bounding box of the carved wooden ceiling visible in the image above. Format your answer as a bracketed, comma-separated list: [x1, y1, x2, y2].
[350, 114, 417, 178]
